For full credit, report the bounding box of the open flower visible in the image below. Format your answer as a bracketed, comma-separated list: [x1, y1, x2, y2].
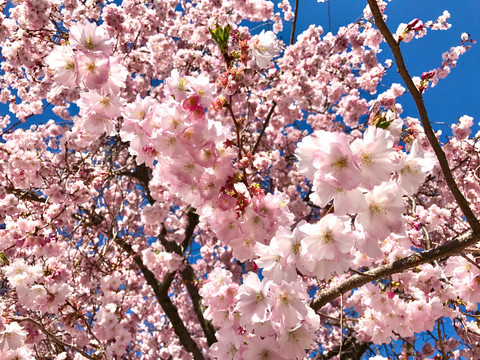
[251, 30, 282, 68]
[69, 20, 113, 54]
[355, 181, 405, 239]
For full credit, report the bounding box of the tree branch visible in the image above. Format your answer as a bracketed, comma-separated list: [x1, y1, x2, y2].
[114, 236, 205, 360]
[252, 101, 276, 155]
[12, 317, 97, 360]
[366, 0, 480, 233]
[122, 164, 216, 348]
[290, 0, 299, 45]
[312, 230, 479, 311]
[160, 210, 218, 346]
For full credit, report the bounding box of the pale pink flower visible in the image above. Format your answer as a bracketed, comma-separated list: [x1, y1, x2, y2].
[83, 112, 114, 135]
[165, 69, 191, 100]
[3, 259, 28, 286]
[355, 181, 405, 239]
[69, 20, 113, 54]
[45, 45, 77, 88]
[269, 279, 309, 334]
[209, 327, 245, 360]
[351, 126, 400, 189]
[0, 322, 27, 350]
[229, 232, 257, 263]
[236, 272, 273, 325]
[310, 177, 367, 215]
[102, 56, 128, 93]
[190, 73, 215, 108]
[300, 214, 354, 261]
[1, 347, 33, 360]
[397, 140, 436, 195]
[123, 95, 157, 124]
[296, 131, 361, 190]
[76, 52, 110, 90]
[274, 225, 305, 268]
[242, 336, 283, 360]
[251, 30, 282, 68]
[148, 100, 188, 134]
[277, 323, 317, 359]
[255, 235, 297, 284]
[298, 214, 354, 278]
[79, 90, 123, 118]
[191, 141, 219, 168]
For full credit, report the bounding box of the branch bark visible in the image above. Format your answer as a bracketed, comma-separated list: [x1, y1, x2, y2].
[159, 209, 218, 346]
[114, 236, 205, 360]
[312, 230, 478, 311]
[121, 169, 217, 347]
[290, 0, 299, 45]
[13, 317, 97, 360]
[366, 0, 480, 233]
[252, 101, 276, 155]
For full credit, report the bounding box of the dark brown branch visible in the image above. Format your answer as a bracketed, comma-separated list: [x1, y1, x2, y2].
[181, 208, 200, 253]
[181, 265, 217, 345]
[226, 100, 243, 159]
[124, 163, 155, 205]
[290, 0, 299, 45]
[160, 210, 217, 346]
[367, 0, 480, 233]
[312, 230, 479, 311]
[123, 163, 216, 347]
[252, 101, 277, 155]
[7, 188, 47, 203]
[114, 236, 205, 360]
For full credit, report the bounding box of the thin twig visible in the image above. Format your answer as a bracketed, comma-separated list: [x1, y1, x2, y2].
[114, 236, 205, 360]
[12, 317, 97, 360]
[460, 252, 480, 271]
[252, 101, 276, 155]
[290, 0, 299, 45]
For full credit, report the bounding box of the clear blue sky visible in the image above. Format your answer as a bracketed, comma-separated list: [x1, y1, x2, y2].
[282, 0, 480, 137]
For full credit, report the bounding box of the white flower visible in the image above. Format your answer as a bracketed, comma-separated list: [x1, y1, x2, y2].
[0, 322, 27, 350]
[398, 140, 436, 195]
[45, 45, 77, 88]
[355, 181, 405, 239]
[351, 126, 400, 189]
[251, 31, 281, 68]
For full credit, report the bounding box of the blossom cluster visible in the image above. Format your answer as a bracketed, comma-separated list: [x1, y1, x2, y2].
[0, 1, 478, 359]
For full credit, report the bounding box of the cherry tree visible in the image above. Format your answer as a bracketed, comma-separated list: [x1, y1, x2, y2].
[0, 0, 478, 359]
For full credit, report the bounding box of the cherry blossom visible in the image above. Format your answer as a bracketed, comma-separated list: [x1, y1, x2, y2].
[0, 0, 477, 359]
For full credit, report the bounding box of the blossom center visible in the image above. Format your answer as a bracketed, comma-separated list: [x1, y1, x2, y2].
[331, 156, 348, 169]
[227, 344, 237, 356]
[369, 201, 386, 216]
[256, 292, 265, 303]
[86, 61, 96, 72]
[361, 152, 373, 167]
[85, 37, 95, 50]
[321, 230, 333, 244]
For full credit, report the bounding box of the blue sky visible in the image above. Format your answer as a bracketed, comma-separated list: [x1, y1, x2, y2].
[283, 0, 480, 137]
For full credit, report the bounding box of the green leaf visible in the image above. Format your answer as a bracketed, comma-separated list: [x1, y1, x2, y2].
[0, 252, 8, 265]
[209, 24, 230, 53]
[372, 110, 393, 129]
